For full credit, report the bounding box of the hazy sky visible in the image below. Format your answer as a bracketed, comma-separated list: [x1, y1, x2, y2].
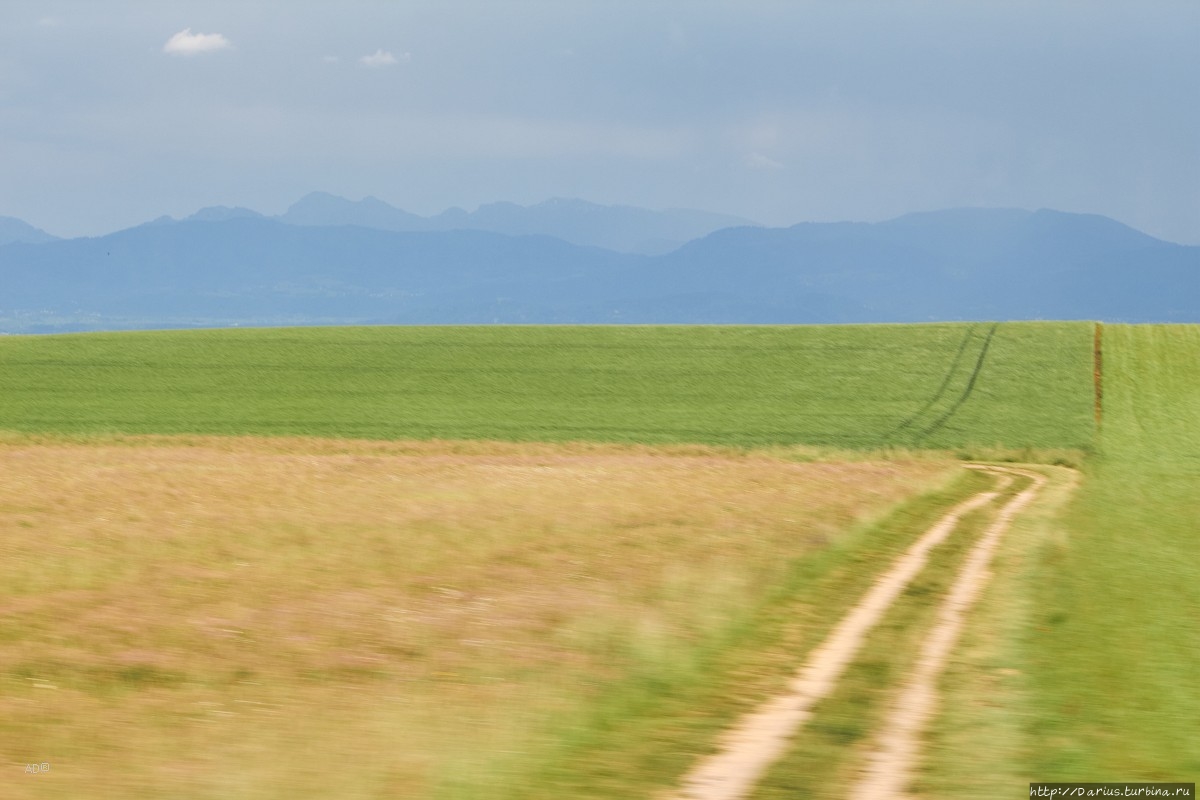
[3, 1, 1198, 242]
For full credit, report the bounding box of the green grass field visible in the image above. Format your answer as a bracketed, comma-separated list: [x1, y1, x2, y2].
[4, 320, 1197, 798]
[912, 324, 1200, 795]
[1026, 325, 1200, 779]
[0, 322, 1095, 450]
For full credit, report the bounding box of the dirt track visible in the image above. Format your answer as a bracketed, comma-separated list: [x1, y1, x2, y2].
[668, 465, 1042, 800]
[851, 466, 1045, 799]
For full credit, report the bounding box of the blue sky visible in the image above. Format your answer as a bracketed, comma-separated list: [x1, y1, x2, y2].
[3, 1, 1198, 242]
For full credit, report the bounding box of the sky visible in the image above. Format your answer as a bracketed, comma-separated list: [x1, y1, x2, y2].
[2, 1, 1198, 243]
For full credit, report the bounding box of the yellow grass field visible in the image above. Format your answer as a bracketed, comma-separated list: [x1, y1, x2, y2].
[1, 435, 955, 799]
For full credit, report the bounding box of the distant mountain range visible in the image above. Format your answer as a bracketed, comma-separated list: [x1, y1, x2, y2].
[181, 192, 755, 255]
[1, 196, 1197, 332]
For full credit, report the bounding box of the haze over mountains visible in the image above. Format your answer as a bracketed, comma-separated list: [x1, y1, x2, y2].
[1, 194, 1197, 333]
[272, 193, 755, 255]
[0, 216, 59, 247]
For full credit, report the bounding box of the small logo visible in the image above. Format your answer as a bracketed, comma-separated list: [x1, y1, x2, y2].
[24, 763, 50, 774]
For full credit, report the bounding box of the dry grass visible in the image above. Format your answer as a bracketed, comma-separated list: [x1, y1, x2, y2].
[0, 435, 953, 799]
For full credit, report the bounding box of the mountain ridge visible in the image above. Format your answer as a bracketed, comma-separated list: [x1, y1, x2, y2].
[1, 203, 1196, 333]
[0, 216, 59, 246]
[274, 192, 757, 254]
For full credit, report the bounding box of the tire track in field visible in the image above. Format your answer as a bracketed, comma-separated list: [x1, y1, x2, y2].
[850, 465, 1045, 800]
[911, 323, 999, 445]
[885, 325, 979, 446]
[666, 472, 1008, 800]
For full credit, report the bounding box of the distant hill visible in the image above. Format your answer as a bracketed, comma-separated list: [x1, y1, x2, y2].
[185, 206, 267, 223]
[0, 206, 1197, 332]
[0, 217, 638, 331]
[0, 216, 58, 246]
[278, 193, 426, 232]
[607, 207, 1191, 323]
[277, 193, 755, 254]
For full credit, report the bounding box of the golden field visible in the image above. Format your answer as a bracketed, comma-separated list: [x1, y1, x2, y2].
[0, 435, 953, 799]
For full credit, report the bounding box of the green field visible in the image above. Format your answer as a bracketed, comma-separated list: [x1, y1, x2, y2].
[898, 324, 1200, 796]
[0, 322, 1096, 450]
[1027, 325, 1200, 779]
[4, 320, 1197, 798]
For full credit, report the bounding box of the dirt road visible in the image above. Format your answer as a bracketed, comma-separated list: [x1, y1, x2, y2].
[667, 465, 1045, 800]
[850, 465, 1045, 799]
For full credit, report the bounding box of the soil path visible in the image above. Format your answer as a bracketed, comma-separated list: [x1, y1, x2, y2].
[851, 465, 1045, 799]
[666, 470, 1009, 800]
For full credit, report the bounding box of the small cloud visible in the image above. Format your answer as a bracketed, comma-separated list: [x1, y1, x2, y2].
[37, 16, 61, 27]
[322, 55, 340, 64]
[163, 28, 232, 56]
[359, 49, 409, 68]
[746, 152, 786, 170]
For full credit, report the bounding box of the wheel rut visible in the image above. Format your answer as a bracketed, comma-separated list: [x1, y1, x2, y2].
[883, 323, 999, 447]
[850, 465, 1045, 799]
[666, 466, 1030, 800]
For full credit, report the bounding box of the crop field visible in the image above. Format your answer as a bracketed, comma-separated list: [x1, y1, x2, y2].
[889, 324, 1200, 797]
[0, 435, 957, 799]
[2, 321, 1196, 799]
[0, 322, 1095, 450]
[1025, 326, 1200, 779]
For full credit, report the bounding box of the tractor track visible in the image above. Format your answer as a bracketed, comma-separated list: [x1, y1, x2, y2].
[883, 323, 999, 447]
[913, 324, 999, 444]
[850, 465, 1045, 799]
[666, 464, 1039, 800]
[886, 325, 980, 445]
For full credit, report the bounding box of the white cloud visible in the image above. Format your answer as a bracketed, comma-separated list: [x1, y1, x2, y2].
[36, 16, 61, 27]
[359, 49, 409, 68]
[322, 55, 340, 64]
[163, 28, 232, 56]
